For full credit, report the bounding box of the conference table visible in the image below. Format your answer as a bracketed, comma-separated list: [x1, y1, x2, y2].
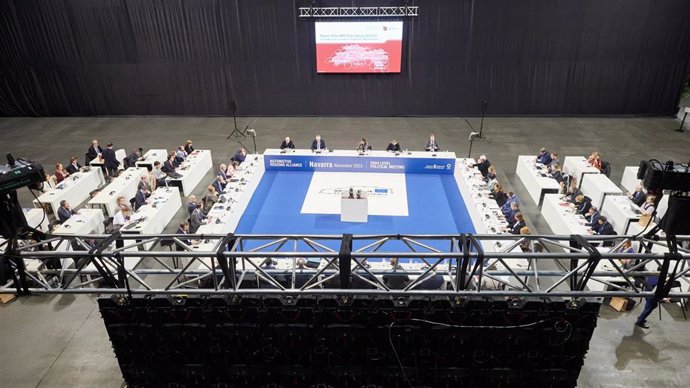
[580, 173, 623, 209]
[135, 149, 167, 171]
[263, 148, 457, 161]
[601, 195, 642, 235]
[120, 187, 182, 235]
[621, 166, 640, 194]
[541, 194, 593, 236]
[87, 167, 149, 217]
[515, 155, 561, 205]
[33, 168, 105, 218]
[90, 148, 126, 169]
[563, 156, 599, 187]
[24, 208, 50, 232]
[166, 149, 213, 196]
[52, 208, 105, 236]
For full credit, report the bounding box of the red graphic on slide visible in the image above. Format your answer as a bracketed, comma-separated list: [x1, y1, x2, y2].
[317, 41, 402, 73]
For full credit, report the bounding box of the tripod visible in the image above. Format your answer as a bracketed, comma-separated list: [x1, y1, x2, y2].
[226, 100, 246, 140]
[467, 100, 489, 158]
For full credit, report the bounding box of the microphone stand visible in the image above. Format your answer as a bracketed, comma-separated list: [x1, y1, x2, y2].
[467, 100, 489, 158]
[226, 102, 245, 140]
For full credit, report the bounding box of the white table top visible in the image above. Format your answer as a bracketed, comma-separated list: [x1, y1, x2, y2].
[121, 187, 182, 234]
[167, 149, 213, 196]
[541, 194, 593, 236]
[87, 167, 149, 217]
[515, 155, 561, 205]
[52, 208, 105, 235]
[33, 168, 105, 218]
[264, 148, 457, 159]
[621, 166, 640, 194]
[135, 149, 167, 168]
[601, 195, 641, 235]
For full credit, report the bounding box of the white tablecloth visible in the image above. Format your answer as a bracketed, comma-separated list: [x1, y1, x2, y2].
[167, 149, 213, 196]
[515, 155, 560, 205]
[135, 149, 167, 170]
[563, 156, 599, 187]
[120, 187, 182, 235]
[601, 195, 641, 234]
[581, 173, 623, 209]
[33, 168, 105, 218]
[621, 166, 640, 194]
[52, 208, 105, 235]
[263, 148, 457, 159]
[87, 167, 149, 217]
[23, 208, 50, 232]
[541, 194, 593, 235]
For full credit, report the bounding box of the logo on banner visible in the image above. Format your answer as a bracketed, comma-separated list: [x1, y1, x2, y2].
[424, 163, 452, 170]
[268, 159, 303, 168]
[319, 186, 393, 197]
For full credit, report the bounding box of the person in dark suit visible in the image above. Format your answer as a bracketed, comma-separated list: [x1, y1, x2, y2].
[65, 156, 82, 175]
[551, 164, 565, 184]
[86, 139, 103, 162]
[173, 221, 191, 269]
[280, 136, 295, 150]
[508, 213, 526, 234]
[592, 216, 615, 235]
[417, 272, 445, 290]
[102, 142, 120, 177]
[492, 183, 509, 208]
[505, 202, 521, 226]
[189, 201, 207, 233]
[425, 134, 439, 152]
[162, 154, 177, 175]
[57, 200, 78, 224]
[310, 135, 326, 151]
[357, 138, 372, 152]
[231, 148, 247, 164]
[124, 148, 141, 169]
[184, 140, 195, 154]
[386, 140, 401, 152]
[629, 185, 647, 207]
[585, 206, 600, 226]
[473, 155, 492, 178]
[536, 147, 552, 165]
[134, 187, 148, 211]
[212, 175, 225, 194]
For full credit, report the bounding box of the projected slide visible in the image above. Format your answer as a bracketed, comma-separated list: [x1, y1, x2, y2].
[315, 21, 403, 73]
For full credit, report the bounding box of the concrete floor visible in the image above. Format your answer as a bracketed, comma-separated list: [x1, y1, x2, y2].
[1, 114, 690, 387]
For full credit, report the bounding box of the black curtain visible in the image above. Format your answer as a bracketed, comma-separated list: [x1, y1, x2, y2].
[1, 0, 689, 116]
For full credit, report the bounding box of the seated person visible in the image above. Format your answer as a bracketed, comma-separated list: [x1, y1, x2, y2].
[584, 206, 600, 226]
[137, 175, 152, 194]
[189, 201, 208, 233]
[187, 195, 198, 215]
[536, 148, 552, 165]
[592, 216, 615, 235]
[125, 148, 142, 168]
[280, 136, 295, 150]
[473, 155, 491, 178]
[184, 139, 194, 154]
[501, 192, 520, 214]
[628, 185, 647, 207]
[550, 163, 564, 184]
[587, 151, 602, 171]
[547, 152, 560, 171]
[54, 162, 70, 183]
[204, 185, 219, 208]
[57, 200, 78, 224]
[311, 135, 326, 151]
[212, 175, 225, 193]
[357, 138, 372, 152]
[425, 134, 439, 152]
[386, 140, 401, 152]
[573, 194, 593, 215]
[218, 163, 230, 184]
[508, 213, 526, 234]
[492, 183, 509, 208]
[231, 148, 247, 164]
[382, 258, 410, 289]
[174, 146, 187, 165]
[565, 178, 582, 203]
[152, 161, 167, 186]
[505, 202, 521, 226]
[417, 272, 445, 290]
[65, 156, 82, 175]
[86, 139, 103, 162]
[486, 166, 498, 189]
[134, 186, 148, 211]
[162, 153, 177, 175]
[640, 194, 656, 215]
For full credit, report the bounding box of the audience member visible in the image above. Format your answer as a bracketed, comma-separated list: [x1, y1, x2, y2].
[587, 151, 602, 171]
[184, 140, 195, 154]
[205, 185, 219, 208]
[592, 216, 615, 236]
[585, 206, 600, 226]
[280, 136, 295, 150]
[125, 148, 141, 168]
[65, 156, 82, 175]
[57, 200, 78, 224]
[218, 163, 230, 184]
[492, 183, 508, 207]
[174, 146, 188, 164]
[628, 185, 647, 207]
[536, 147, 552, 164]
[112, 208, 131, 247]
[189, 201, 208, 233]
[232, 148, 248, 163]
[551, 163, 564, 184]
[137, 175, 152, 193]
[102, 142, 120, 177]
[505, 202, 520, 225]
[565, 178, 581, 203]
[173, 221, 191, 268]
[54, 163, 70, 183]
[152, 161, 167, 186]
[386, 140, 401, 152]
[116, 196, 130, 211]
[357, 138, 372, 152]
[187, 195, 197, 215]
[508, 213, 526, 234]
[134, 186, 148, 211]
[486, 166, 498, 189]
[311, 135, 326, 151]
[501, 192, 520, 214]
[86, 139, 103, 162]
[574, 194, 593, 215]
[425, 134, 439, 152]
[547, 152, 560, 171]
[640, 195, 656, 215]
[212, 175, 225, 194]
[162, 153, 177, 175]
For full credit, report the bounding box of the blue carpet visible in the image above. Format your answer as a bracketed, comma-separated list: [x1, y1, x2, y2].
[236, 171, 475, 252]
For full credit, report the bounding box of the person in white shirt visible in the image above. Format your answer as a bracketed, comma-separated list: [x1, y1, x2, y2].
[152, 161, 167, 186]
[112, 207, 131, 248]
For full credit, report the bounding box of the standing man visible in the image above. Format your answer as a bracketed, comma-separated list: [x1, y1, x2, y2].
[102, 142, 120, 177]
[86, 139, 103, 163]
[280, 137, 295, 150]
[311, 135, 326, 151]
[425, 134, 439, 152]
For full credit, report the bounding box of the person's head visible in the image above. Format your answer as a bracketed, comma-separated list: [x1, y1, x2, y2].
[196, 201, 204, 210]
[390, 258, 399, 267]
[188, 195, 197, 203]
[360, 137, 366, 143]
[622, 240, 632, 249]
[215, 175, 224, 183]
[391, 139, 398, 144]
[575, 194, 585, 203]
[296, 258, 306, 269]
[511, 202, 519, 210]
[494, 183, 503, 193]
[219, 163, 227, 172]
[634, 184, 643, 192]
[89, 190, 99, 198]
[179, 221, 189, 231]
[588, 206, 598, 214]
[92, 140, 98, 147]
[240, 148, 247, 155]
[514, 213, 523, 222]
[139, 175, 147, 182]
[285, 136, 291, 143]
[60, 200, 69, 208]
[153, 161, 161, 169]
[168, 153, 175, 162]
[646, 195, 656, 204]
[186, 139, 192, 146]
[56, 162, 64, 171]
[551, 163, 560, 171]
[121, 207, 131, 217]
[539, 147, 547, 154]
[106, 142, 113, 148]
[315, 135, 321, 141]
[479, 155, 487, 162]
[487, 166, 497, 175]
[231, 161, 239, 169]
[595, 154, 601, 161]
[116, 196, 125, 205]
[430, 134, 435, 140]
[551, 152, 558, 159]
[70, 156, 78, 165]
[520, 226, 531, 235]
[177, 145, 184, 151]
[207, 185, 216, 194]
[598, 216, 608, 224]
